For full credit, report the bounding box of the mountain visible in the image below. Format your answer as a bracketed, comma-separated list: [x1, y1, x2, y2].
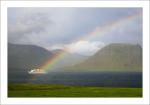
[8, 44, 88, 73]
[51, 49, 89, 69]
[65, 43, 142, 72]
[8, 43, 53, 72]
[8, 43, 88, 83]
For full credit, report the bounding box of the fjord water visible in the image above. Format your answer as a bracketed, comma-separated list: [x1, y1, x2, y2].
[8, 70, 142, 88]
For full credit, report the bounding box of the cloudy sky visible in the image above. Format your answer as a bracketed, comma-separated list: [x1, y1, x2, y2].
[8, 8, 142, 56]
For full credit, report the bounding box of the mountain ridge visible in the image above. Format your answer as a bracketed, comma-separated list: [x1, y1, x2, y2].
[64, 43, 142, 72]
[8, 43, 54, 72]
[8, 43, 88, 72]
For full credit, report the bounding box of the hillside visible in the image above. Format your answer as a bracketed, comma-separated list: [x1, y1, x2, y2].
[8, 43, 88, 73]
[65, 43, 142, 72]
[8, 43, 53, 72]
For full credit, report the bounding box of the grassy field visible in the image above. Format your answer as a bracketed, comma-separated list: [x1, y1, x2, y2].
[8, 84, 142, 97]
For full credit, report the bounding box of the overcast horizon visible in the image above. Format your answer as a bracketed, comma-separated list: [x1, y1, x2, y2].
[8, 8, 142, 56]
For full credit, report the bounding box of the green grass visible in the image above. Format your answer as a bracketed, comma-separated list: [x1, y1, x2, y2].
[8, 84, 142, 97]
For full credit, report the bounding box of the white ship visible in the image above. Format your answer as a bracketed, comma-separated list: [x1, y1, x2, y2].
[28, 69, 46, 74]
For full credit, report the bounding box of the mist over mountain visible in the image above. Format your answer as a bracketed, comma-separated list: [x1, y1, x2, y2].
[51, 49, 89, 69]
[65, 43, 142, 72]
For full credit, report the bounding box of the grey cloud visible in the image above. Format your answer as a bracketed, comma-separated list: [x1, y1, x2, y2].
[8, 10, 53, 45]
[8, 8, 142, 54]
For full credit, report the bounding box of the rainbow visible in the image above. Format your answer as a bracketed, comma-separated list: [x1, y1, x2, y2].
[39, 48, 69, 72]
[38, 12, 142, 73]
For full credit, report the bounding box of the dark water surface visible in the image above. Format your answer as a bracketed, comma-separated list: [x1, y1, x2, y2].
[8, 71, 142, 88]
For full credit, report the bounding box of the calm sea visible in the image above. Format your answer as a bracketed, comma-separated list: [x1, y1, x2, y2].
[8, 70, 142, 88]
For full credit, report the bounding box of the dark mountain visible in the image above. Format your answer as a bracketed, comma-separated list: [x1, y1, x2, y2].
[8, 43, 53, 73]
[8, 44, 88, 73]
[65, 43, 142, 72]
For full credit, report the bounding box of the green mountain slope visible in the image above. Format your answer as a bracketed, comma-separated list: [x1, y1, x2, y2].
[65, 43, 142, 72]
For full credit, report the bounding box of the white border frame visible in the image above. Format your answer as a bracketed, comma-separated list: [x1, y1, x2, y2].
[0, 1, 149, 105]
